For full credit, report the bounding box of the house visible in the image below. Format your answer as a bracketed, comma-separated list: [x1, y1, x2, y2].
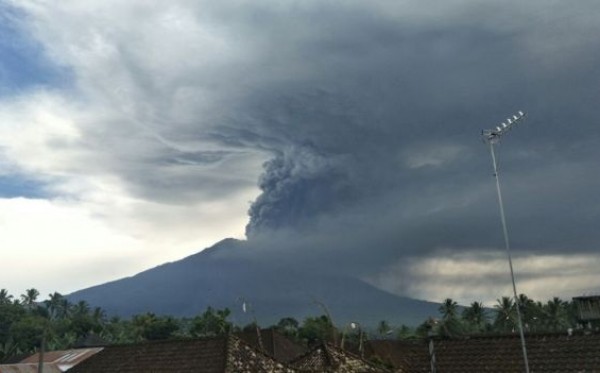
[365, 331, 600, 372]
[0, 348, 102, 373]
[573, 296, 600, 322]
[290, 342, 390, 373]
[236, 328, 307, 363]
[67, 335, 294, 373]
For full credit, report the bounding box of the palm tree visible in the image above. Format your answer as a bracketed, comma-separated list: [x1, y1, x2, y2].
[44, 292, 66, 320]
[439, 298, 459, 320]
[20, 288, 40, 309]
[517, 294, 542, 331]
[71, 300, 90, 317]
[462, 301, 487, 332]
[494, 296, 516, 332]
[438, 298, 463, 337]
[544, 297, 568, 331]
[0, 289, 13, 305]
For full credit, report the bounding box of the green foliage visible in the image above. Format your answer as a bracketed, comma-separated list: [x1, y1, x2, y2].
[436, 298, 465, 337]
[9, 315, 46, 352]
[462, 301, 489, 333]
[0, 286, 590, 363]
[132, 313, 180, 341]
[396, 324, 415, 339]
[276, 317, 300, 337]
[299, 315, 334, 345]
[493, 296, 516, 332]
[190, 307, 232, 337]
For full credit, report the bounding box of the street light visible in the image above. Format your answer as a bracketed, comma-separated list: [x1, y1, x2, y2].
[482, 110, 530, 373]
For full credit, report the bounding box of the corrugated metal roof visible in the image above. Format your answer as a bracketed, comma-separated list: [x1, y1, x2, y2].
[10, 348, 103, 372]
[20, 347, 103, 368]
[0, 363, 62, 373]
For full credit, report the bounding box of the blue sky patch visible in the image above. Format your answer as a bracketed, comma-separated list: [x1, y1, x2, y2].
[0, 174, 49, 199]
[0, 4, 72, 97]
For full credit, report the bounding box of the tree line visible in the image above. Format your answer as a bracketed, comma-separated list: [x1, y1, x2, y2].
[0, 288, 587, 363]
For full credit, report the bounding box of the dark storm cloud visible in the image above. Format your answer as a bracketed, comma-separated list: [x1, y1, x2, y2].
[34, 0, 598, 257]
[9, 0, 600, 298]
[199, 0, 600, 267]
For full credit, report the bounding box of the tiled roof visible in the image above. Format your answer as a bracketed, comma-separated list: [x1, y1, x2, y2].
[291, 343, 390, 373]
[67, 335, 294, 373]
[237, 328, 307, 362]
[364, 340, 428, 372]
[365, 332, 600, 372]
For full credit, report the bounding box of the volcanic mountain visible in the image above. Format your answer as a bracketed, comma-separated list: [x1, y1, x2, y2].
[68, 238, 440, 327]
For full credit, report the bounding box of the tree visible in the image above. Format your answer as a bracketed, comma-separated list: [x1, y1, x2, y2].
[132, 313, 180, 341]
[543, 297, 568, 331]
[396, 324, 415, 340]
[276, 317, 300, 337]
[44, 292, 67, 320]
[190, 307, 232, 337]
[494, 296, 516, 332]
[0, 290, 13, 305]
[9, 315, 46, 353]
[517, 294, 543, 331]
[299, 315, 334, 345]
[438, 298, 464, 337]
[462, 301, 487, 332]
[20, 289, 39, 310]
[439, 298, 459, 320]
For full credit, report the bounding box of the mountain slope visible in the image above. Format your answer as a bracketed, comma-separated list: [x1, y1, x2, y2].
[68, 239, 440, 327]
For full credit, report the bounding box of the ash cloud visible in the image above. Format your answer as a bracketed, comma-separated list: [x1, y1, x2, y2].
[5, 0, 600, 300]
[214, 0, 600, 291]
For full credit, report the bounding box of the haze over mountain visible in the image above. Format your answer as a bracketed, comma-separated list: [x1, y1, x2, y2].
[68, 238, 440, 327]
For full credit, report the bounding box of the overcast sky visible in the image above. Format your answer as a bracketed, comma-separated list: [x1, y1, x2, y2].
[1, 0, 599, 305]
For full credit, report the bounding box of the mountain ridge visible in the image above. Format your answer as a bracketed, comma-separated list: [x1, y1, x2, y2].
[68, 238, 440, 327]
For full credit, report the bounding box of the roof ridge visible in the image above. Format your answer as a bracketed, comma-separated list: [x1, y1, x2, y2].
[223, 333, 234, 373]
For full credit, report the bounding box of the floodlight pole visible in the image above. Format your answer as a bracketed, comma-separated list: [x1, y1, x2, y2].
[483, 111, 530, 373]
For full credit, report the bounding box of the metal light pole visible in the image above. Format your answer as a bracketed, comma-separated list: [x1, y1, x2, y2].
[482, 110, 530, 373]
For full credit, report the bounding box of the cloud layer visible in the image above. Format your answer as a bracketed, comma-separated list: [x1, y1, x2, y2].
[1, 0, 600, 302]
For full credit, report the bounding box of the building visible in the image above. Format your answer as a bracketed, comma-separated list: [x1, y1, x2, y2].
[0, 348, 102, 373]
[236, 328, 307, 363]
[573, 296, 600, 322]
[67, 335, 294, 373]
[290, 342, 390, 373]
[365, 331, 600, 372]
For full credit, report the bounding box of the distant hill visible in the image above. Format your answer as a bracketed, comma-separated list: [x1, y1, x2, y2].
[68, 238, 440, 328]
